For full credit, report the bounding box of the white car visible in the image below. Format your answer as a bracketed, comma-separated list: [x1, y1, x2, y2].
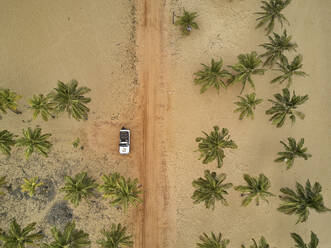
[119, 127, 130, 155]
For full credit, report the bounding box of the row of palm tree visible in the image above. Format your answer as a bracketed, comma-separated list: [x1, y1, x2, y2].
[0, 127, 52, 158]
[196, 126, 311, 169]
[0, 79, 91, 122]
[191, 170, 330, 223]
[61, 172, 142, 210]
[0, 219, 133, 248]
[196, 231, 319, 248]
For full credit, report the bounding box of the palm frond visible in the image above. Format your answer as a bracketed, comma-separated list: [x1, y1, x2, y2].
[0, 130, 16, 156]
[29, 94, 55, 121]
[241, 236, 271, 248]
[60, 172, 98, 207]
[196, 125, 237, 168]
[21, 177, 43, 197]
[194, 58, 232, 94]
[278, 180, 331, 223]
[0, 219, 43, 248]
[255, 0, 292, 35]
[192, 170, 233, 210]
[265, 88, 308, 128]
[16, 127, 52, 158]
[0, 88, 22, 118]
[291, 232, 319, 248]
[97, 223, 133, 248]
[51, 80, 91, 121]
[197, 232, 230, 248]
[235, 174, 274, 206]
[175, 10, 199, 35]
[42, 222, 90, 248]
[234, 93, 263, 120]
[99, 173, 142, 210]
[228, 52, 265, 94]
[260, 30, 297, 67]
[275, 137, 311, 169]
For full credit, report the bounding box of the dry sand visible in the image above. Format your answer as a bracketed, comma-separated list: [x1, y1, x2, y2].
[1, 0, 331, 248]
[163, 0, 331, 247]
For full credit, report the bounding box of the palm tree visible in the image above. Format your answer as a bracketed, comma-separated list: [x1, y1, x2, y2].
[29, 94, 55, 121]
[0, 88, 21, 118]
[275, 137, 312, 169]
[97, 223, 133, 248]
[21, 177, 43, 197]
[16, 127, 52, 158]
[0, 176, 7, 196]
[99, 172, 142, 210]
[234, 93, 263, 120]
[265, 88, 308, 128]
[278, 180, 330, 223]
[0, 130, 16, 156]
[51, 80, 91, 121]
[194, 58, 232, 94]
[43, 222, 90, 248]
[255, 0, 292, 35]
[197, 232, 230, 248]
[260, 30, 297, 67]
[196, 125, 237, 168]
[271, 55, 308, 87]
[228, 52, 265, 94]
[192, 170, 233, 210]
[241, 236, 271, 248]
[291, 232, 319, 248]
[235, 174, 274, 206]
[0, 219, 43, 248]
[60, 172, 98, 207]
[175, 10, 199, 35]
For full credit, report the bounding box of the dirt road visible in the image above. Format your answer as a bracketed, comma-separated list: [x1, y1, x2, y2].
[136, 0, 168, 248]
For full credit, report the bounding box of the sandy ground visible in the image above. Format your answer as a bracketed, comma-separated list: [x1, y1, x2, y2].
[0, 0, 141, 246]
[1, 0, 331, 248]
[163, 0, 331, 247]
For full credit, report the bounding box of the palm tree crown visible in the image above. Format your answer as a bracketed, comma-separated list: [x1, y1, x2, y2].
[265, 88, 308, 128]
[97, 223, 133, 248]
[192, 170, 233, 210]
[291, 232, 319, 248]
[60, 172, 98, 207]
[43, 222, 90, 248]
[0, 219, 43, 248]
[194, 58, 232, 94]
[241, 236, 271, 248]
[275, 137, 312, 169]
[51, 80, 91, 121]
[260, 30, 297, 67]
[21, 177, 43, 197]
[175, 10, 199, 35]
[228, 52, 265, 94]
[0, 88, 21, 117]
[0, 130, 16, 156]
[234, 93, 263, 120]
[271, 55, 308, 87]
[235, 174, 274, 206]
[16, 127, 52, 158]
[278, 180, 330, 223]
[255, 0, 292, 35]
[197, 232, 230, 248]
[196, 125, 237, 168]
[99, 172, 142, 210]
[29, 94, 55, 121]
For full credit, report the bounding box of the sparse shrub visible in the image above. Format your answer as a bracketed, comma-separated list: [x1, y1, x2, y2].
[175, 10, 199, 35]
